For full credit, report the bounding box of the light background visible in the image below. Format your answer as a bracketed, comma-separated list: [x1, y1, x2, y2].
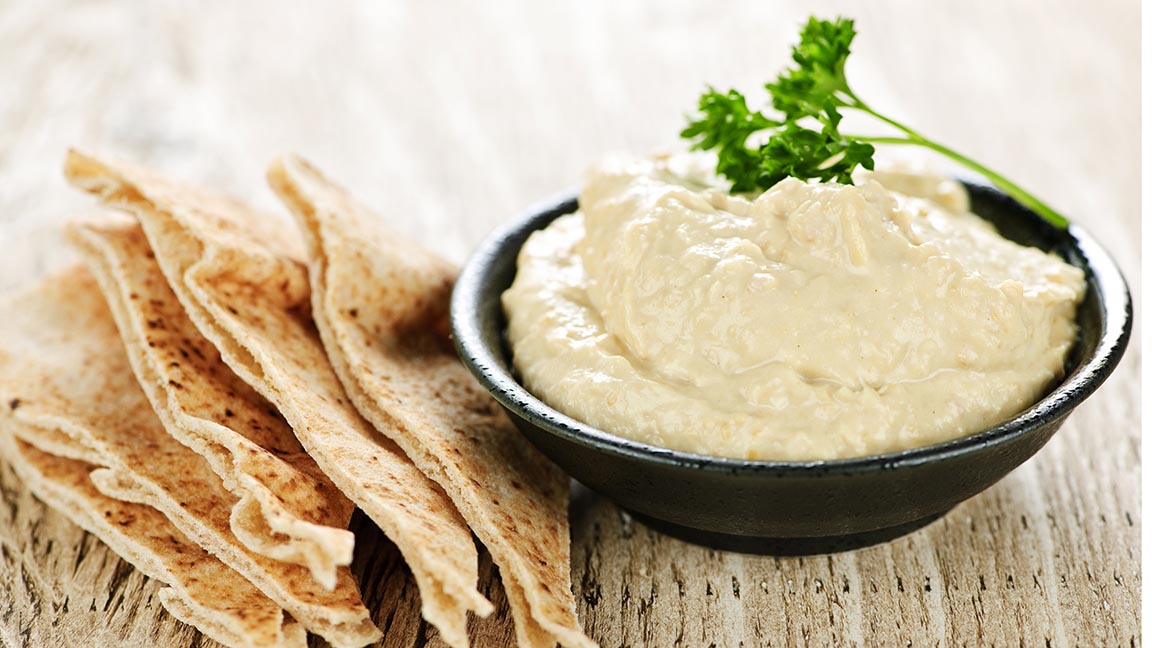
[0, 1, 1140, 646]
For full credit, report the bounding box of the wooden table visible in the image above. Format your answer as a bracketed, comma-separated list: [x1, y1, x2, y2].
[0, 1, 1139, 646]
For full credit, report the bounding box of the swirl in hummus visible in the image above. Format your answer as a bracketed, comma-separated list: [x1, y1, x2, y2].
[502, 154, 1086, 461]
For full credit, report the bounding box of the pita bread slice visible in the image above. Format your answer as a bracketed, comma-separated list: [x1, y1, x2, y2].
[0, 419, 306, 648]
[0, 269, 381, 648]
[6, 419, 102, 464]
[268, 156, 595, 648]
[65, 150, 493, 648]
[66, 214, 356, 590]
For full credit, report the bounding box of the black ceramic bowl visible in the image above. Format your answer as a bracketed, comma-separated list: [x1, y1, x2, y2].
[451, 181, 1132, 553]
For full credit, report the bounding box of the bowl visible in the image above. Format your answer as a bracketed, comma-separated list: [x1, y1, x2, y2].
[450, 181, 1132, 553]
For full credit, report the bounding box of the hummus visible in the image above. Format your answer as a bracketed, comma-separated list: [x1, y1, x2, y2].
[502, 154, 1086, 461]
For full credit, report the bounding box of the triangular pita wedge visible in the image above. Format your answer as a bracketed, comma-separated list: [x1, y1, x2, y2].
[0, 419, 306, 648]
[268, 155, 595, 648]
[66, 214, 356, 590]
[65, 149, 493, 648]
[0, 269, 381, 648]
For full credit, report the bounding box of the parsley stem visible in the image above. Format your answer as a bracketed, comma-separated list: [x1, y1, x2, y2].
[846, 102, 1069, 228]
[847, 135, 915, 146]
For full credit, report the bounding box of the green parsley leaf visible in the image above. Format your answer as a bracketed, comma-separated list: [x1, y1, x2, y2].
[756, 101, 875, 187]
[680, 88, 779, 193]
[765, 17, 856, 120]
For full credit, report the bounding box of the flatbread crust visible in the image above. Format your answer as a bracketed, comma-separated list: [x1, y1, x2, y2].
[67, 215, 356, 590]
[0, 268, 381, 648]
[65, 149, 493, 648]
[0, 418, 307, 648]
[268, 155, 595, 648]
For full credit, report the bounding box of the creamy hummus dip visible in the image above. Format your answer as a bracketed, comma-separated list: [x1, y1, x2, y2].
[502, 154, 1086, 461]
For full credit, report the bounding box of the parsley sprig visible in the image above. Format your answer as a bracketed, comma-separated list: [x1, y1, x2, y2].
[681, 17, 1069, 229]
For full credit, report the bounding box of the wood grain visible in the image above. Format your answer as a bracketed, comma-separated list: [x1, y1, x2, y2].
[0, 1, 1139, 647]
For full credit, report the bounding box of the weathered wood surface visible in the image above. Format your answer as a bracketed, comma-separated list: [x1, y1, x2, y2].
[0, 1, 1139, 647]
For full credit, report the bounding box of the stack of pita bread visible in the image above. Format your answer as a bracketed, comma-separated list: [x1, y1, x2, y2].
[0, 150, 596, 648]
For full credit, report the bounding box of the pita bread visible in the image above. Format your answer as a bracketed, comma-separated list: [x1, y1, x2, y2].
[65, 149, 493, 648]
[0, 418, 306, 648]
[0, 269, 381, 648]
[7, 420, 103, 464]
[268, 156, 595, 648]
[66, 214, 356, 590]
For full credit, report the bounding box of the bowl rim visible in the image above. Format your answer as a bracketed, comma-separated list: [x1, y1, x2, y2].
[451, 182, 1133, 476]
